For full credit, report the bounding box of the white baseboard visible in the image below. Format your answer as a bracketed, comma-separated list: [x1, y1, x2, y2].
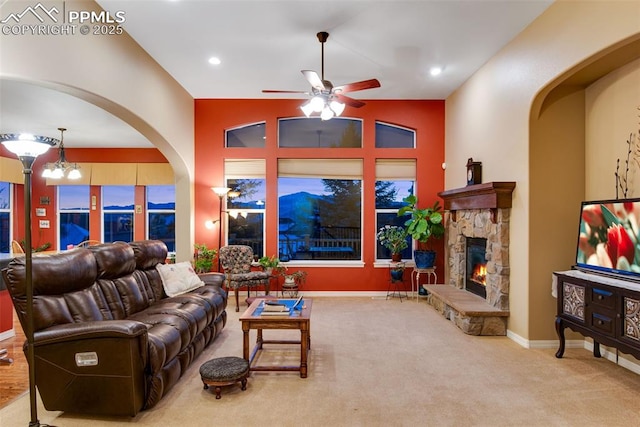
[583, 341, 640, 375]
[0, 328, 15, 342]
[507, 330, 640, 374]
[235, 291, 391, 298]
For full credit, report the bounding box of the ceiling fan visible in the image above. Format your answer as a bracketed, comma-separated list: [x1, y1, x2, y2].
[262, 31, 381, 120]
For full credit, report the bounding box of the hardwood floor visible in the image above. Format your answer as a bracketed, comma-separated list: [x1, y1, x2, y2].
[0, 310, 28, 408]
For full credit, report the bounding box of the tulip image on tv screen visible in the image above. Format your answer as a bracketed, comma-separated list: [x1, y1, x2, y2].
[576, 199, 640, 277]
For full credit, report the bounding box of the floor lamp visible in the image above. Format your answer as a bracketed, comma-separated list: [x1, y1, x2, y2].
[211, 187, 230, 271]
[1, 133, 56, 427]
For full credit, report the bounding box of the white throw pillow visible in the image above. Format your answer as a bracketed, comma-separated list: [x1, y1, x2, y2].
[156, 261, 204, 297]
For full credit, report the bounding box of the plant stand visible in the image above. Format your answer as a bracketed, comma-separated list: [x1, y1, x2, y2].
[386, 262, 407, 302]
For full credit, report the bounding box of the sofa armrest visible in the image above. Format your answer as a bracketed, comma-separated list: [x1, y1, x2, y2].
[198, 272, 225, 287]
[34, 320, 147, 347]
[30, 320, 149, 416]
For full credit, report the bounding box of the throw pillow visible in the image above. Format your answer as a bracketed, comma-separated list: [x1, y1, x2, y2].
[156, 261, 204, 297]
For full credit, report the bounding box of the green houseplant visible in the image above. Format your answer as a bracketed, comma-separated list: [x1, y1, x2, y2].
[376, 225, 408, 261]
[258, 255, 282, 275]
[397, 195, 445, 268]
[193, 243, 217, 273]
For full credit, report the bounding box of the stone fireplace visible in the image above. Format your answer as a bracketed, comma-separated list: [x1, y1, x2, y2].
[425, 182, 515, 336]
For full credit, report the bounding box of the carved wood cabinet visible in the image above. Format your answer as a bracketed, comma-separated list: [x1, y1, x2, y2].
[554, 270, 640, 361]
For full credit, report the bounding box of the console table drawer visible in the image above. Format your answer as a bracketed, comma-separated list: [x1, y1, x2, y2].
[590, 312, 615, 336]
[590, 288, 616, 309]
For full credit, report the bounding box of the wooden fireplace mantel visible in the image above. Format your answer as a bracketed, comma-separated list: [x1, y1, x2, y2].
[438, 182, 516, 221]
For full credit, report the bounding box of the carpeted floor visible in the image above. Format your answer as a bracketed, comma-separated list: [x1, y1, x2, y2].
[1, 297, 639, 427]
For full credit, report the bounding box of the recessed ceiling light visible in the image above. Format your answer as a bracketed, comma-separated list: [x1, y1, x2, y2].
[208, 57, 221, 65]
[430, 67, 443, 76]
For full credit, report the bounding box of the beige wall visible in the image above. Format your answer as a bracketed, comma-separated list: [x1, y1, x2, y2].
[446, 1, 640, 341]
[0, 0, 196, 259]
[586, 58, 640, 200]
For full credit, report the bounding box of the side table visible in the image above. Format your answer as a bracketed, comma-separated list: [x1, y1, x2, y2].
[411, 267, 437, 302]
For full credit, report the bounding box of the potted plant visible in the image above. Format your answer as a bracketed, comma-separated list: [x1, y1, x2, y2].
[193, 243, 217, 273]
[282, 270, 307, 297]
[390, 263, 405, 281]
[258, 255, 282, 275]
[376, 225, 408, 261]
[397, 195, 445, 268]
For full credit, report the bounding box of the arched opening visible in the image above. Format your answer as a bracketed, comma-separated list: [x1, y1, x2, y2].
[528, 34, 640, 340]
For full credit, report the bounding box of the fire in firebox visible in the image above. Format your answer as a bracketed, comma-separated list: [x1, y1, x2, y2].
[471, 263, 487, 286]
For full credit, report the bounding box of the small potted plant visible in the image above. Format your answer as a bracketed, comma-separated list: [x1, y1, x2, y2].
[397, 195, 445, 268]
[390, 263, 405, 281]
[282, 270, 307, 297]
[258, 255, 281, 275]
[193, 243, 217, 273]
[376, 225, 408, 261]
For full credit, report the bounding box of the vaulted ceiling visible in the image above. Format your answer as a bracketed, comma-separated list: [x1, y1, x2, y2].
[0, 0, 552, 148]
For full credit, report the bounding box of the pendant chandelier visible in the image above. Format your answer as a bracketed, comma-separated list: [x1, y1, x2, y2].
[42, 127, 81, 180]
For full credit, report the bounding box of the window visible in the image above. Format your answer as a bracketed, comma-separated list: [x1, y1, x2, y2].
[58, 185, 90, 249]
[375, 159, 416, 261]
[375, 121, 415, 148]
[0, 182, 11, 253]
[224, 159, 266, 256]
[147, 185, 176, 252]
[278, 159, 362, 261]
[227, 178, 266, 258]
[225, 122, 266, 147]
[278, 117, 363, 148]
[102, 186, 134, 243]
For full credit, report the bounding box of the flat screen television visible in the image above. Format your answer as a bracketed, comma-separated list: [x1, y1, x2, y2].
[575, 198, 640, 281]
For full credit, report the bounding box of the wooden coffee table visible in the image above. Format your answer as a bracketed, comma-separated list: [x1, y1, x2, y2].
[239, 298, 312, 378]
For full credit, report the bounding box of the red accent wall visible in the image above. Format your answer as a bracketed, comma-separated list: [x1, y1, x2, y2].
[0, 290, 12, 335]
[195, 99, 445, 292]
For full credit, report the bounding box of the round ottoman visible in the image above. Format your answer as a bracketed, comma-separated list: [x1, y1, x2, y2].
[200, 356, 249, 399]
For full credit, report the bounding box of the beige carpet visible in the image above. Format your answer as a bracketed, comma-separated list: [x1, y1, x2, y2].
[1, 297, 639, 427]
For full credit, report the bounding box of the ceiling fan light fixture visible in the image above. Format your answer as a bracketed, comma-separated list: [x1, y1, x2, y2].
[300, 101, 314, 117]
[329, 99, 345, 116]
[310, 96, 325, 112]
[320, 105, 334, 121]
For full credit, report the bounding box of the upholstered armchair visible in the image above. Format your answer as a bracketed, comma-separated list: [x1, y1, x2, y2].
[218, 245, 270, 311]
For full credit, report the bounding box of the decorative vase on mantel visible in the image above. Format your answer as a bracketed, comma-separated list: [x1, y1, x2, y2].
[391, 252, 402, 262]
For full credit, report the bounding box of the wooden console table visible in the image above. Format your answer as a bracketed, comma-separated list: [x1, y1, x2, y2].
[554, 270, 640, 360]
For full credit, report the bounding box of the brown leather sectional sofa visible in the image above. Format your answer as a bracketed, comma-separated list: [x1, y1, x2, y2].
[3, 240, 227, 416]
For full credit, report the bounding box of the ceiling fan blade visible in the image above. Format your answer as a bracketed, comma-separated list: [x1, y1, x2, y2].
[301, 70, 325, 91]
[262, 90, 308, 94]
[333, 78, 381, 94]
[334, 93, 365, 108]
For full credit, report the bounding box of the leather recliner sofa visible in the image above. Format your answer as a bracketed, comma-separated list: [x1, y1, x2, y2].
[2, 240, 227, 416]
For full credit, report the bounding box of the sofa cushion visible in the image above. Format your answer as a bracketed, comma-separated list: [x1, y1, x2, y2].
[156, 262, 204, 297]
[91, 242, 136, 280]
[130, 240, 168, 270]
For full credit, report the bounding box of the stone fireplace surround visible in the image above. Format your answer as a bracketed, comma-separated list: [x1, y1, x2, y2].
[424, 182, 515, 336]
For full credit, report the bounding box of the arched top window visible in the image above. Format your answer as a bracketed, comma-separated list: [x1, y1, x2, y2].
[225, 122, 266, 148]
[278, 117, 362, 148]
[375, 121, 415, 148]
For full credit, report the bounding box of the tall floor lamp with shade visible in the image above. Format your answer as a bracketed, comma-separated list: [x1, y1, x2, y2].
[210, 186, 230, 271]
[1, 133, 57, 427]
